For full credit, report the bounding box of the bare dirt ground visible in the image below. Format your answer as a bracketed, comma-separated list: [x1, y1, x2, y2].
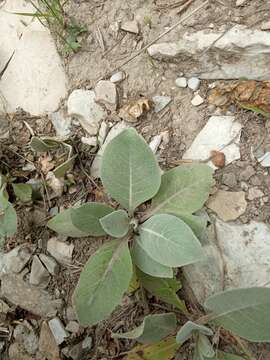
[1, 0, 270, 359]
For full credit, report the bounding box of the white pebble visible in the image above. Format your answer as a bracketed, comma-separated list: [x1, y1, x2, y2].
[175, 77, 187, 88]
[110, 71, 125, 83]
[191, 94, 204, 106]
[188, 77, 201, 91]
[81, 136, 97, 147]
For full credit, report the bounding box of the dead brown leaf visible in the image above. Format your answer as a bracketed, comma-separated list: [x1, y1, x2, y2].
[118, 98, 153, 122]
[208, 80, 270, 117]
[39, 155, 55, 175]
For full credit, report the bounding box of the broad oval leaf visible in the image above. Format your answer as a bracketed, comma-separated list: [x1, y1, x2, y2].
[100, 209, 129, 238]
[138, 214, 204, 267]
[112, 313, 176, 344]
[30, 136, 60, 152]
[47, 208, 89, 238]
[126, 336, 180, 360]
[0, 205, 17, 238]
[137, 269, 187, 313]
[197, 334, 215, 358]
[71, 203, 114, 236]
[205, 287, 270, 342]
[100, 128, 161, 213]
[12, 183, 32, 202]
[150, 164, 213, 216]
[132, 240, 173, 278]
[176, 321, 213, 344]
[73, 240, 132, 326]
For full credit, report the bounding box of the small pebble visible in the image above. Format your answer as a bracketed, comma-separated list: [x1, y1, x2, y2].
[236, 0, 247, 6]
[261, 21, 270, 31]
[175, 77, 187, 88]
[121, 20, 139, 34]
[110, 71, 125, 83]
[66, 321, 80, 334]
[188, 77, 201, 91]
[81, 136, 97, 147]
[49, 317, 69, 345]
[191, 94, 204, 106]
[248, 187, 264, 201]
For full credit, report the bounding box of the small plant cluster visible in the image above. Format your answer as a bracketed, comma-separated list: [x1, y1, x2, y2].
[48, 128, 270, 359]
[0, 174, 34, 246]
[15, 0, 86, 52]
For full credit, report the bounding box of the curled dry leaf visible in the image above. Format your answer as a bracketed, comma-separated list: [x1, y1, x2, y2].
[118, 98, 153, 123]
[208, 80, 270, 117]
[39, 155, 55, 175]
[210, 150, 225, 168]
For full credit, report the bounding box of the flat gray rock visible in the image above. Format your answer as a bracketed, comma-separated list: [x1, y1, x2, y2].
[67, 89, 106, 135]
[49, 317, 69, 345]
[148, 25, 270, 80]
[47, 237, 74, 265]
[207, 190, 247, 221]
[1, 245, 34, 276]
[184, 219, 270, 304]
[29, 255, 50, 287]
[0, 18, 67, 115]
[1, 274, 62, 317]
[95, 80, 118, 111]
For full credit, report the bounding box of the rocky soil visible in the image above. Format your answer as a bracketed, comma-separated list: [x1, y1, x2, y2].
[1, 0, 270, 359]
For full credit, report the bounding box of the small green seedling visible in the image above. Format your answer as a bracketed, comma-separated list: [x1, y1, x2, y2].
[0, 176, 17, 246]
[14, 0, 86, 52]
[48, 128, 270, 358]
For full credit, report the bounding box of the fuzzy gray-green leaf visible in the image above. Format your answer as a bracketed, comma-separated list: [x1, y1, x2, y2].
[100, 128, 161, 213]
[150, 164, 213, 216]
[137, 269, 187, 313]
[205, 287, 270, 342]
[132, 240, 173, 278]
[100, 209, 129, 238]
[12, 183, 32, 202]
[138, 214, 204, 267]
[112, 313, 176, 343]
[176, 321, 213, 344]
[73, 240, 132, 326]
[47, 208, 89, 238]
[71, 203, 114, 236]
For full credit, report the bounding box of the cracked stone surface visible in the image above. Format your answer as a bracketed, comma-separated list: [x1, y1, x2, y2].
[148, 25, 270, 80]
[0, 1, 67, 115]
[184, 219, 270, 304]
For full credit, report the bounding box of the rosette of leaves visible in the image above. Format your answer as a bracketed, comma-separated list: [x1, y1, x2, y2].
[48, 128, 213, 328]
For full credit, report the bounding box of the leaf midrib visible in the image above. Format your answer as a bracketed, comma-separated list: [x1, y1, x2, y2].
[150, 177, 209, 217]
[87, 240, 127, 307]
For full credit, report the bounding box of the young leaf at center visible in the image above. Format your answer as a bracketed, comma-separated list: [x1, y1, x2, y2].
[71, 202, 114, 236]
[138, 214, 204, 267]
[112, 313, 177, 344]
[100, 209, 129, 238]
[176, 321, 213, 344]
[100, 128, 161, 214]
[205, 287, 270, 342]
[73, 239, 132, 326]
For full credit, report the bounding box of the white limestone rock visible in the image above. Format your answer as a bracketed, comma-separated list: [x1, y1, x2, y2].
[148, 25, 270, 80]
